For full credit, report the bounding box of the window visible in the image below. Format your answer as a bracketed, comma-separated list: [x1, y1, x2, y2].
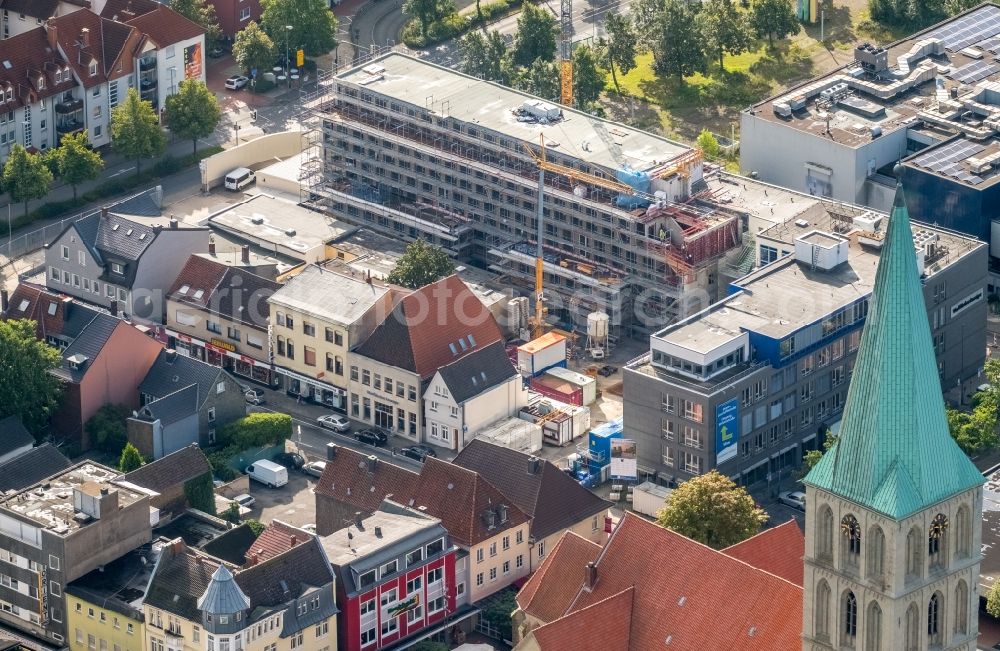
[406, 548, 423, 566]
[408, 385, 417, 401]
[302, 322, 316, 337]
[111, 262, 124, 275]
[360, 628, 376, 646]
[927, 593, 941, 642]
[867, 526, 885, 580]
[406, 605, 422, 624]
[358, 570, 376, 589]
[287, 339, 294, 359]
[239, 6, 251, 20]
[682, 426, 702, 450]
[373, 374, 381, 390]
[381, 560, 398, 576]
[304, 346, 316, 367]
[489, 542, 497, 557]
[94, 125, 101, 138]
[681, 400, 703, 423]
[385, 377, 393, 394]
[227, 326, 241, 341]
[843, 591, 857, 640]
[516, 530, 523, 545]
[49, 555, 60, 570]
[661, 393, 675, 413]
[928, 513, 948, 566]
[427, 567, 443, 583]
[841, 515, 861, 569]
[405, 576, 421, 594]
[516, 554, 523, 568]
[89, 61, 97, 76]
[663, 446, 675, 468]
[661, 419, 675, 440]
[801, 354, 815, 375]
[502, 535, 510, 550]
[351, 366, 359, 381]
[49, 581, 60, 596]
[489, 567, 497, 581]
[429, 401, 438, 412]
[538, 541, 545, 557]
[60, 245, 69, 260]
[682, 452, 701, 475]
[475, 573, 483, 586]
[362, 370, 370, 386]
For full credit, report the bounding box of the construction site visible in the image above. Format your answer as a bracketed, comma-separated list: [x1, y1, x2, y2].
[298, 51, 755, 342]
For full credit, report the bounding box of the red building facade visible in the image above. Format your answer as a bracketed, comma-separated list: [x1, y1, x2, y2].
[206, 0, 262, 40]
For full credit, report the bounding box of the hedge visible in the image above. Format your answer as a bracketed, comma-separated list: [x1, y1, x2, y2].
[402, 0, 524, 49]
[9, 145, 223, 231]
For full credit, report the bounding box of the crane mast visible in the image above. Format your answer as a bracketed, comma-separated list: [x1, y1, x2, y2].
[560, 0, 573, 105]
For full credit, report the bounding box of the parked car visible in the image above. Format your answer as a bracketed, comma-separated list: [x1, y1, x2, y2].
[245, 460, 288, 488]
[245, 388, 265, 405]
[355, 429, 389, 447]
[598, 365, 618, 377]
[225, 75, 249, 90]
[208, 45, 226, 58]
[232, 493, 255, 509]
[778, 490, 807, 511]
[303, 461, 326, 478]
[317, 414, 351, 432]
[401, 444, 438, 462]
[273, 452, 305, 470]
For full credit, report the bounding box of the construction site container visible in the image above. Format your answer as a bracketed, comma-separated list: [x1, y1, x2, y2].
[520, 395, 592, 446]
[632, 481, 673, 518]
[529, 375, 582, 406]
[544, 367, 597, 405]
[517, 332, 567, 377]
[588, 417, 624, 470]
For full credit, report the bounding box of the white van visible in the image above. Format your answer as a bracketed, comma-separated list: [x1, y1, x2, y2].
[225, 167, 255, 191]
[244, 459, 288, 488]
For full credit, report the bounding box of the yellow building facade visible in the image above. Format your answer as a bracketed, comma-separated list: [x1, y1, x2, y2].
[66, 591, 144, 651]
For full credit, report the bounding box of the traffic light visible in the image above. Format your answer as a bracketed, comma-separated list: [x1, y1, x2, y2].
[250, 109, 257, 122]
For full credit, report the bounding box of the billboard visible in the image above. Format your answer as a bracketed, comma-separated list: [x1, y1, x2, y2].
[183, 43, 203, 80]
[610, 439, 637, 480]
[716, 398, 739, 463]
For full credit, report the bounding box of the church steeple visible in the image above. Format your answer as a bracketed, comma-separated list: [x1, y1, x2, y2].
[802, 174, 983, 651]
[804, 177, 982, 518]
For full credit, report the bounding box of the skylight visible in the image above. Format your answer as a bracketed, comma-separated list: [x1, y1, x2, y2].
[458, 337, 467, 351]
[468, 333, 477, 347]
[448, 343, 457, 355]
[3, 61, 11, 70]
[125, 229, 133, 236]
[112, 224, 120, 231]
[139, 233, 146, 240]
[47, 302, 57, 316]
[193, 290, 204, 300]
[178, 285, 190, 295]
[17, 299, 29, 312]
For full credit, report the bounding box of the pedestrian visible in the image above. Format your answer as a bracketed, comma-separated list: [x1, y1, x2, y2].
[296, 394, 302, 405]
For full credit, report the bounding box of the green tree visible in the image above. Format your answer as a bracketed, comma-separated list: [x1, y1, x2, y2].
[222, 501, 241, 524]
[572, 44, 605, 108]
[518, 58, 561, 101]
[479, 588, 517, 641]
[0, 319, 62, 436]
[3, 145, 53, 217]
[656, 470, 768, 548]
[233, 21, 277, 78]
[800, 427, 839, 478]
[84, 404, 130, 455]
[989, 579, 1000, 618]
[945, 0, 980, 14]
[219, 412, 293, 449]
[52, 132, 103, 199]
[946, 358, 1000, 457]
[697, 129, 720, 158]
[118, 442, 144, 473]
[648, 0, 706, 82]
[261, 0, 338, 57]
[169, 0, 223, 47]
[245, 518, 266, 537]
[460, 30, 508, 83]
[386, 239, 456, 289]
[698, 0, 754, 71]
[164, 79, 222, 155]
[513, 3, 558, 67]
[403, 0, 456, 38]
[183, 473, 217, 515]
[110, 88, 165, 176]
[750, 0, 799, 47]
[599, 13, 638, 94]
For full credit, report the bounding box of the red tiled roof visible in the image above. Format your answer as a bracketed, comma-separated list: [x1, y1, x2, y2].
[722, 519, 805, 587]
[523, 513, 803, 651]
[314, 445, 420, 513]
[246, 520, 315, 564]
[411, 457, 529, 547]
[532, 588, 633, 651]
[168, 255, 229, 307]
[126, 5, 204, 47]
[354, 274, 503, 379]
[516, 531, 601, 621]
[49, 9, 142, 88]
[0, 27, 78, 110]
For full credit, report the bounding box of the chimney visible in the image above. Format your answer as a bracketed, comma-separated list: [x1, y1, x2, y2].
[585, 561, 597, 590]
[100, 206, 109, 219]
[528, 456, 542, 475]
[208, 240, 216, 256]
[244, 552, 258, 567]
[241, 245, 250, 264]
[80, 28, 89, 48]
[169, 217, 179, 230]
[46, 21, 57, 51]
[165, 348, 178, 363]
[374, 526, 382, 538]
[0, 288, 7, 313]
[354, 512, 364, 529]
[367, 455, 378, 472]
[326, 443, 337, 460]
[109, 299, 118, 316]
[290, 535, 297, 547]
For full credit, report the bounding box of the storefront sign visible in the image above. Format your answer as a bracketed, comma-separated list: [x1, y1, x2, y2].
[39, 566, 47, 625]
[366, 390, 399, 405]
[211, 338, 237, 353]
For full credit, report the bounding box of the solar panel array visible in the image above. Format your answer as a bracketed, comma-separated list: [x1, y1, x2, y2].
[977, 36, 1000, 53]
[911, 139, 987, 184]
[948, 59, 999, 84]
[930, 5, 1000, 51]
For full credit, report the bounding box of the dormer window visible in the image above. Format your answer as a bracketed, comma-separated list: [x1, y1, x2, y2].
[38, 77, 44, 90]
[89, 61, 97, 77]
[111, 262, 124, 275]
[55, 70, 62, 83]
[4, 89, 11, 102]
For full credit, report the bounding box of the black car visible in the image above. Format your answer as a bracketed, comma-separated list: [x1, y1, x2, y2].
[273, 452, 305, 469]
[598, 365, 618, 377]
[355, 429, 389, 447]
[401, 444, 438, 462]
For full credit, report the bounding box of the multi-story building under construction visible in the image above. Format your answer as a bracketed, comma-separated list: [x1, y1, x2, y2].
[303, 52, 750, 340]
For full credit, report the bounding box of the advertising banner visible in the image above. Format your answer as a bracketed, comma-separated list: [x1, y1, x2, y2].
[716, 398, 739, 463]
[610, 439, 637, 480]
[184, 43, 203, 79]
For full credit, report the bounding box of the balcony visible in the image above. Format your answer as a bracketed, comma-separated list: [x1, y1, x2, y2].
[56, 119, 84, 134]
[55, 98, 83, 114]
[139, 57, 156, 71]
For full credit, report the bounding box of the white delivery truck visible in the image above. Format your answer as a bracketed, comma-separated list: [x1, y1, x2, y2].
[244, 459, 288, 488]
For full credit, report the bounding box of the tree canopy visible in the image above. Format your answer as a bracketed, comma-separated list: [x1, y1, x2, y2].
[3, 145, 53, 216]
[386, 239, 456, 289]
[169, 0, 222, 47]
[52, 131, 103, 199]
[518, 58, 561, 102]
[0, 319, 62, 436]
[946, 359, 1000, 457]
[512, 3, 558, 67]
[460, 30, 509, 84]
[403, 0, 456, 38]
[261, 0, 338, 57]
[233, 21, 277, 77]
[698, 0, 754, 71]
[85, 404, 130, 455]
[656, 470, 768, 548]
[599, 12, 638, 94]
[640, 0, 706, 82]
[989, 579, 1000, 618]
[750, 0, 799, 47]
[118, 442, 144, 472]
[164, 79, 222, 154]
[219, 412, 293, 449]
[572, 44, 606, 108]
[110, 88, 165, 175]
[800, 427, 839, 478]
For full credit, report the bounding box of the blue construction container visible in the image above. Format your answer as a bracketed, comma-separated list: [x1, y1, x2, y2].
[588, 417, 624, 469]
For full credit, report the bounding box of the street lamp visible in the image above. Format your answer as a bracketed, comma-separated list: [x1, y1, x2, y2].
[285, 25, 293, 89]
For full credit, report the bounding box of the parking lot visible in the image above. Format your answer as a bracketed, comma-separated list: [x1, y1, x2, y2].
[239, 467, 320, 530]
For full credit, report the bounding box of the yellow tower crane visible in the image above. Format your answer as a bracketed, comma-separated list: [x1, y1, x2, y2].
[560, 0, 574, 105]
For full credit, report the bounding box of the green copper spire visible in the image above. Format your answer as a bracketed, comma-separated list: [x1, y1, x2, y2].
[803, 175, 983, 519]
